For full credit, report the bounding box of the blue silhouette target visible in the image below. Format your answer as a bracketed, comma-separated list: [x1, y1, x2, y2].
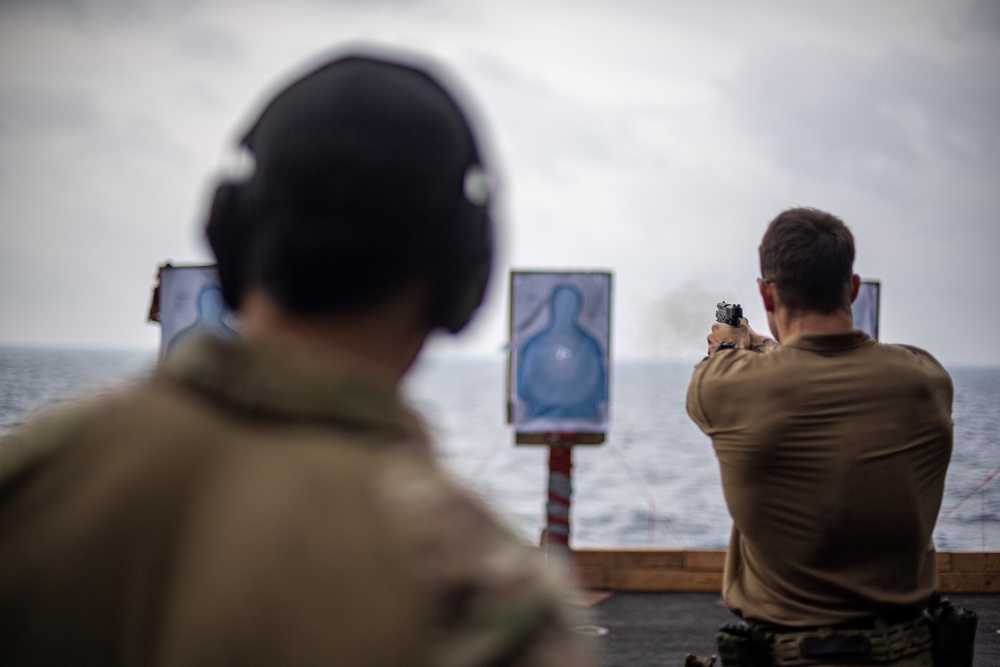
[158, 265, 240, 359]
[510, 272, 611, 435]
[167, 284, 239, 355]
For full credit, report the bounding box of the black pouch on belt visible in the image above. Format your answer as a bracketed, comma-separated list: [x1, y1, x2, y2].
[715, 622, 773, 667]
[798, 634, 872, 659]
[923, 598, 977, 667]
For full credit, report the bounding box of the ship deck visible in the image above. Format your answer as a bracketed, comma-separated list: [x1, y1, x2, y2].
[582, 590, 999, 666]
[568, 549, 999, 666]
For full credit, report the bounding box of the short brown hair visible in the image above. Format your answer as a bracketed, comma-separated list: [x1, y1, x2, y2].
[758, 207, 855, 314]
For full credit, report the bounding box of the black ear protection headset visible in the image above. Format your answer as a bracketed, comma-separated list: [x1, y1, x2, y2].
[204, 178, 253, 315]
[431, 161, 493, 333]
[204, 52, 493, 334]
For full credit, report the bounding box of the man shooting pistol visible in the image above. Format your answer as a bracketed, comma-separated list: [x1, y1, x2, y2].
[686, 207, 967, 667]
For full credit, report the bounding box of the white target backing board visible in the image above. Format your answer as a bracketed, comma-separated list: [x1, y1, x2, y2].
[508, 271, 611, 443]
[852, 279, 880, 341]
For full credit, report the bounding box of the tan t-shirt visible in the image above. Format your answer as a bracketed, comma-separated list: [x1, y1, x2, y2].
[687, 330, 953, 627]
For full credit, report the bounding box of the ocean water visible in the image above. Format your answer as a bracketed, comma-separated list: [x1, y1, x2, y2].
[1, 347, 997, 550]
[406, 357, 1000, 551]
[0, 347, 156, 428]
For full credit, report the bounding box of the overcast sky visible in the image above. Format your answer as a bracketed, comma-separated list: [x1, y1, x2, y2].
[1, 0, 998, 367]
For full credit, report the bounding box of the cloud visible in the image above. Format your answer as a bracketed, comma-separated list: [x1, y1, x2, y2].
[0, 83, 101, 136]
[0, 0, 202, 23]
[727, 50, 906, 198]
[0, 85, 101, 203]
[306, 0, 425, 6]
[175, 22, 246, 65]
[0, 0, 997, 364]
[722, 40, 1000, 226]
[964, 0, 1000, 38]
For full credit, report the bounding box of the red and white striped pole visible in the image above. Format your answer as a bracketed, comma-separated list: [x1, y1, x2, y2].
[543, 443, 573, 567]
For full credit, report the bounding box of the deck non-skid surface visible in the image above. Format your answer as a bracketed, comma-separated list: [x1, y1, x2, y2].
[580, 592, 1000, 667]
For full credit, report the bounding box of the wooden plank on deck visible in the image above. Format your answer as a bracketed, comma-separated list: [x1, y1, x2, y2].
[572, 549, 999, 593]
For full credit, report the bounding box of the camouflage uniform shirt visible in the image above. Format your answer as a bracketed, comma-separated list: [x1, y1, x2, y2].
[0, 334, 593, 666]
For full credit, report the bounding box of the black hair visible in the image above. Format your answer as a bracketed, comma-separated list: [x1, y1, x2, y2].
[758, 207, 855, 314]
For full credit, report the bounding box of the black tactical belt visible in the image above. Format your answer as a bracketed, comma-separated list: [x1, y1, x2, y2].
[768, 616, 932, 666]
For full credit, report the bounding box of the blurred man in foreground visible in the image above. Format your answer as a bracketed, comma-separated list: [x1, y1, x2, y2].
[687, 207, 958, 666]
[0, 49, 594, 666]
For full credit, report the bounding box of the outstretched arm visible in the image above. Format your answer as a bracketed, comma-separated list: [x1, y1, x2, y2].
[706, 318, 777, 355]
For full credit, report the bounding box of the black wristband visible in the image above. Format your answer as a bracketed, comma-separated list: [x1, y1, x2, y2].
[715, 341, 739, 354]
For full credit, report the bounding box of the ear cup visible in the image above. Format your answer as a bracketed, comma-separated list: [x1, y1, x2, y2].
[434, 197, 493, 333]
[205, 181, 252, 310]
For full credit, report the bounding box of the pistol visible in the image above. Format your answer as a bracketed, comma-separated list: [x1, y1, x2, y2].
[716, 302, 743, 327]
